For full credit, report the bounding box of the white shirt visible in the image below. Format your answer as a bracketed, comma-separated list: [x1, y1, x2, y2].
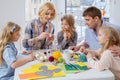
[87, 50, 120, 80]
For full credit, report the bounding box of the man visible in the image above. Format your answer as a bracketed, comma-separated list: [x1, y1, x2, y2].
[70, 6, 120, 56]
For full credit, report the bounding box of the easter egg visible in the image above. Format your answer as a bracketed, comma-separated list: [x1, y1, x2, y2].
[35, 53, 40, 58]
[39, 56, 44, 61]
[58, 57, 63, 63]
[73, 54, 79, 59]
[44, 56, 47, 60]
[49, 56, 54, 62]
[78, 53, 87, 62]
[52, 51, 61, 60]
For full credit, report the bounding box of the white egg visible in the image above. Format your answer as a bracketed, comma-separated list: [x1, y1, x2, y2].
[39, 56, 44, 60]
[44, 56, 47, 60]
[35, 53, 39, 57]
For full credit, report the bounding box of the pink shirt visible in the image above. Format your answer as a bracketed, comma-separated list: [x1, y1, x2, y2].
[87, 50, 120, 80]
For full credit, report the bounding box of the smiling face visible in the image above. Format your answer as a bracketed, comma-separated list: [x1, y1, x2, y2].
[61, 19, 69, 31]
[41, 9, 55, 24]
[38, 2, 56, 24]
[61, 14, 75, 33]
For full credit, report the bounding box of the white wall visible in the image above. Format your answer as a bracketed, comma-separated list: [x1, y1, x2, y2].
[53, 0, 65, 34]
[110, 0, 120, 25]
[0, 0, 25, 50]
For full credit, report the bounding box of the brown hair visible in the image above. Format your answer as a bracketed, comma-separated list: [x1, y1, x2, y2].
[83, 6, 102, 19]
[61, 14, 76, 37]
[0, 22, 21, 65]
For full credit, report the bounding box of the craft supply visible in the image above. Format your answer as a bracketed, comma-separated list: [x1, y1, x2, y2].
[19, 64, 65, 79]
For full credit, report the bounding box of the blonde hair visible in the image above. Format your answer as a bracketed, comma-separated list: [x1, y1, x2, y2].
[61, 14, 76, 37]
[100, 26, 120, 53]
[0, 22, 21, 65]
[38, 2, 56, 20]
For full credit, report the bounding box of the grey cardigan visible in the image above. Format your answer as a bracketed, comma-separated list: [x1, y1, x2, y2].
[57, 31, 77, 50]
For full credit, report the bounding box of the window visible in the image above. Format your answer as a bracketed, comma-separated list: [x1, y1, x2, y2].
[65, 0, 110, 42]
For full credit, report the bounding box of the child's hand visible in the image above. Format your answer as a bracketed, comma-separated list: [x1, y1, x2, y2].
[64, 32, 71, 40]
[86, 50, 96, 58]
[67, 32, 71, 40]
[63, 32, 68, 40]
[86, 53, 93, 59]
[28, 54, 35, 61]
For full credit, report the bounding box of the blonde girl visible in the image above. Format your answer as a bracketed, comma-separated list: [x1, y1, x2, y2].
[87, 26, 120, 80]
[57, 14, 77, 50]
[0, 22, 34, 80]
